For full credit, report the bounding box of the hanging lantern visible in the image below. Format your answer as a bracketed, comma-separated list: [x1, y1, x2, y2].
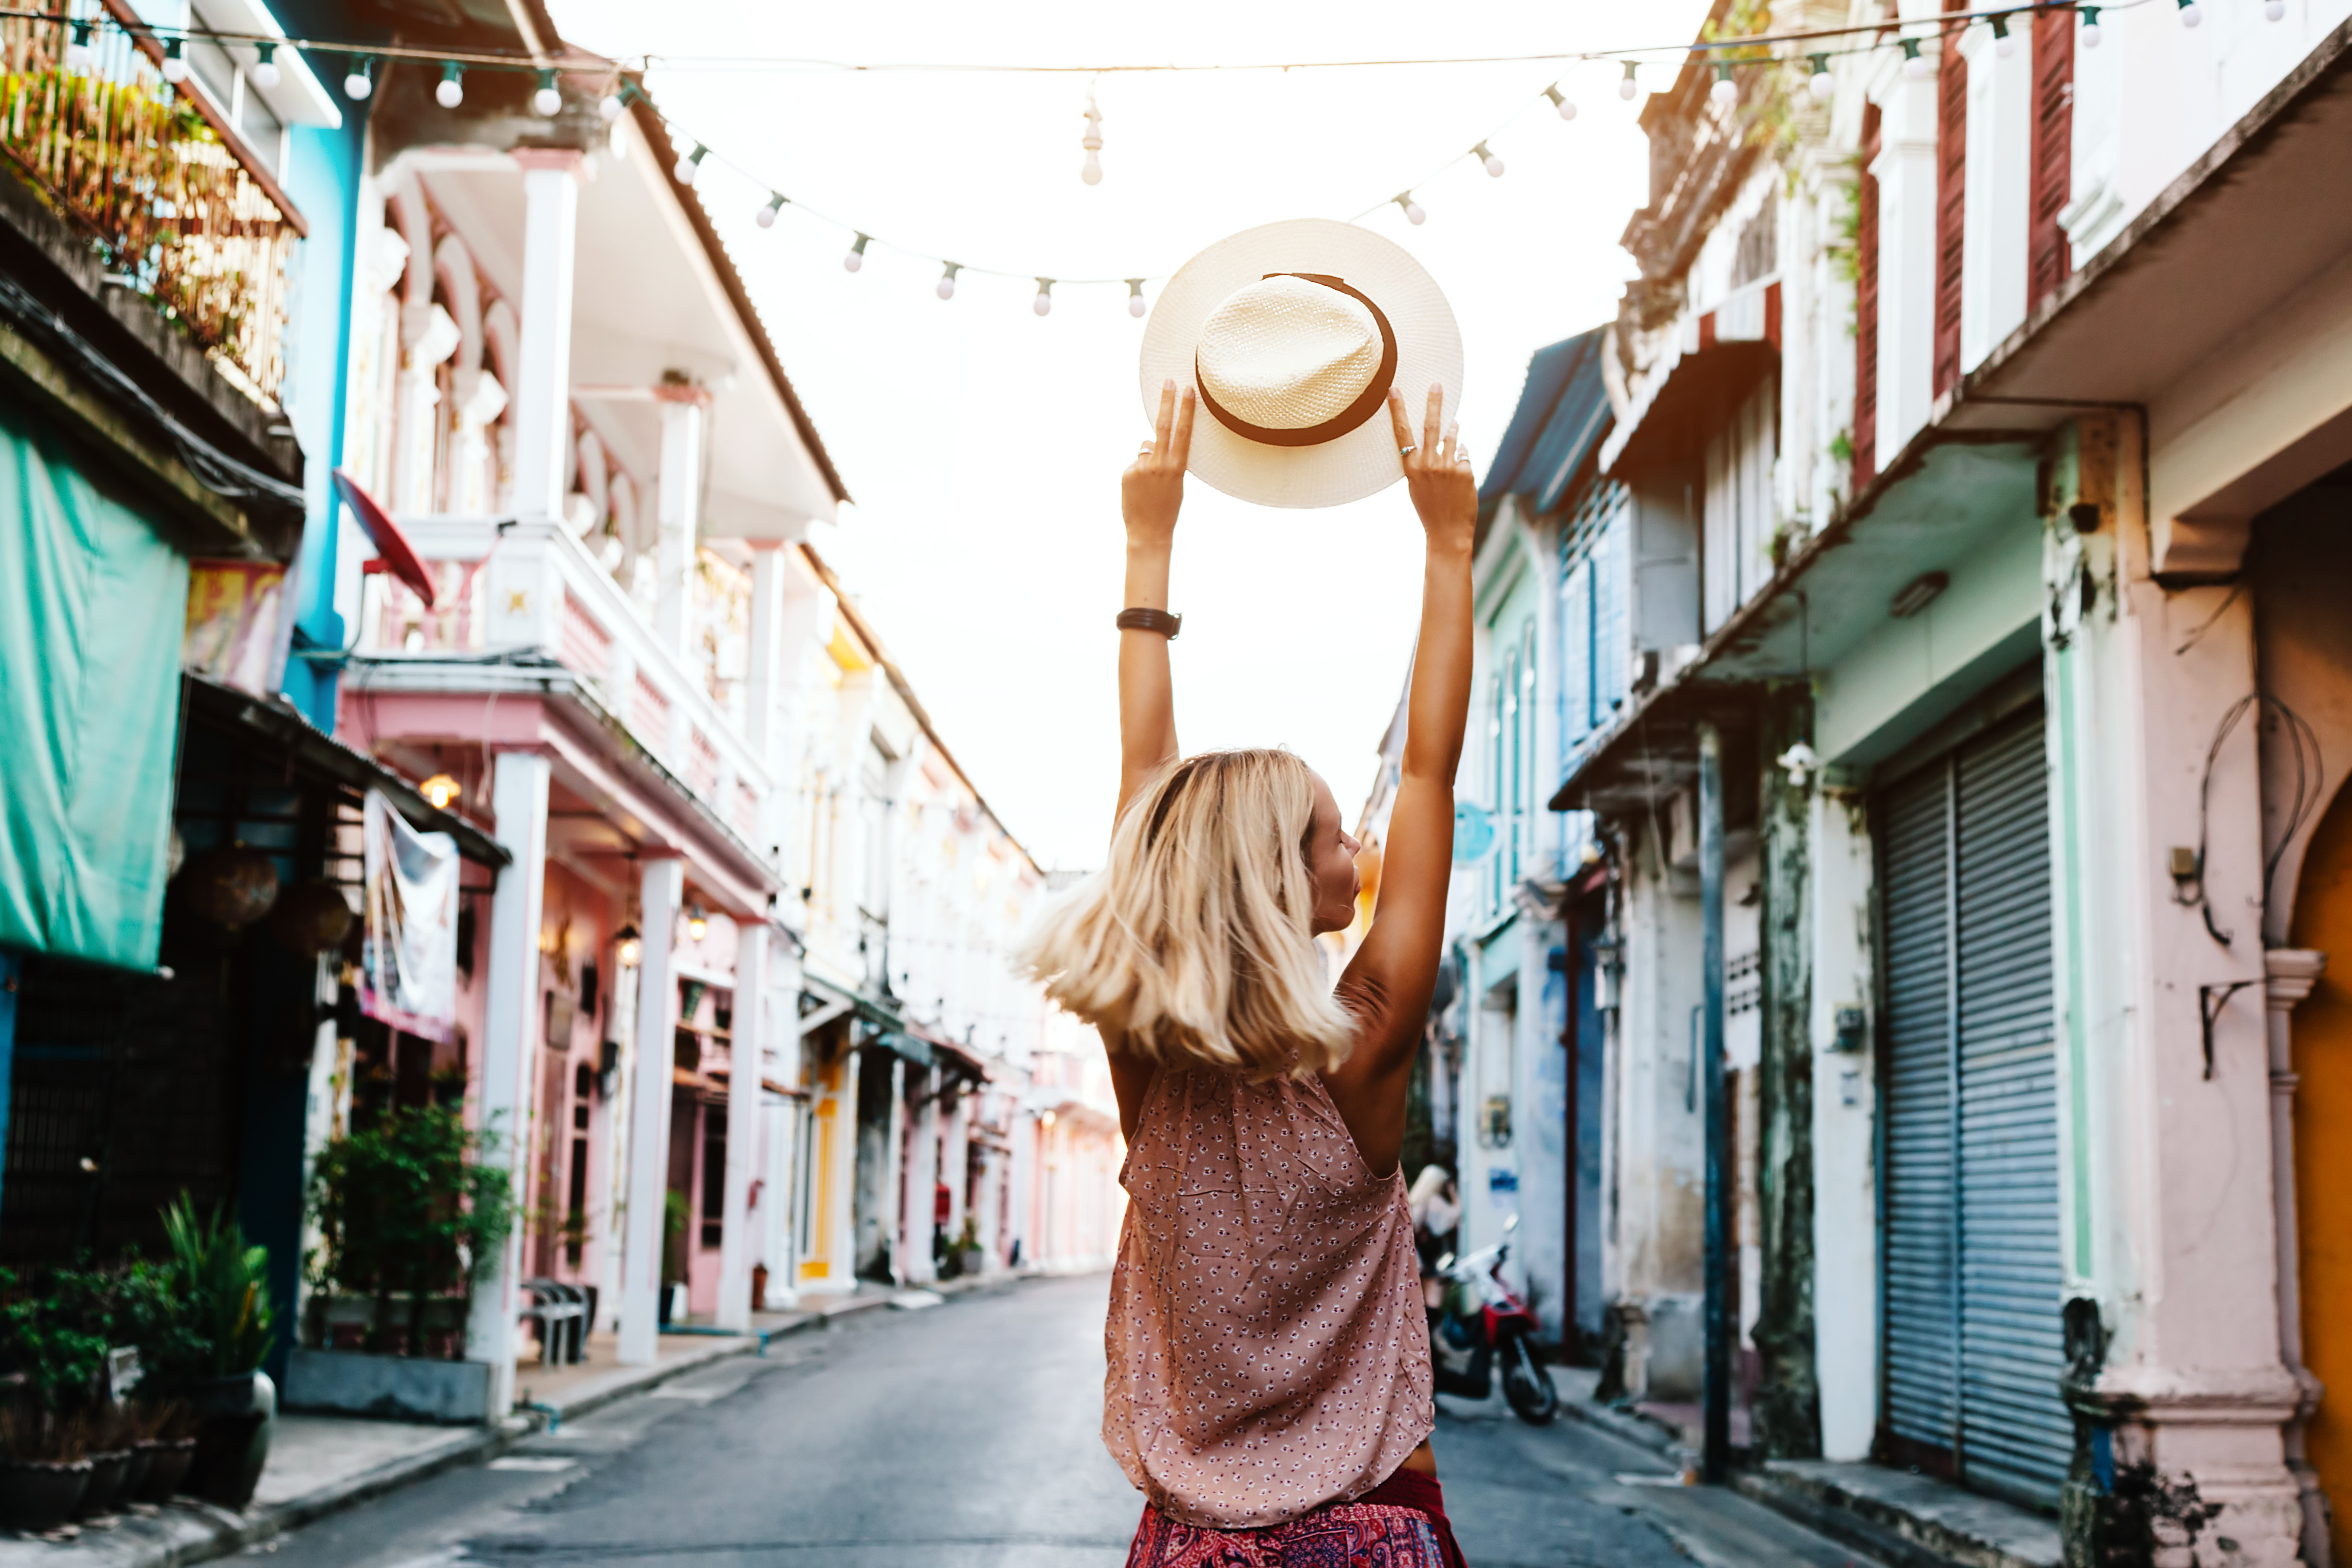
[269, 880, 356, 957]
[180, 844, 281, 930]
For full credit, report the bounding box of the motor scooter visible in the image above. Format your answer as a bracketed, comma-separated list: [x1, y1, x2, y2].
[1429, 1212, 1559, 1425]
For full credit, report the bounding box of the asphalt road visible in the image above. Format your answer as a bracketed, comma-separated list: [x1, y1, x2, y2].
[249, 1275, 1892, 1568]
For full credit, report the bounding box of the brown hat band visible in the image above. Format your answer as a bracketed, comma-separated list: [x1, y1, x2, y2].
[1193, 274, 1400, 449]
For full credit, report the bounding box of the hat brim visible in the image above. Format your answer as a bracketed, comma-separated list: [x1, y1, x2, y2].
[1140, 219, 1463, 510]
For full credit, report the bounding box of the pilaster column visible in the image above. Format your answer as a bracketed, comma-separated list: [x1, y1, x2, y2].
[592, 956, 637, 1333]
[510, 153, 583, 524]
[2268, 948, 2330, 1562]
[903, 1064, 940, 1284]
[761, 943, 804, 1307]
[655, 387, 709, 663]
[1870, 71, 1940, 469]
[465, 751, 551, 1417]
[617, 857, 683, 1364]
[715, 924, 766, 1330]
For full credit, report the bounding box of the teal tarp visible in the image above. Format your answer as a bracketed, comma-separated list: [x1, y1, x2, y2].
[0, 401, 188, 968]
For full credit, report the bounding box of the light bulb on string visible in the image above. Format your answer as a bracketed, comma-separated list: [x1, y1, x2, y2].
[936, 262, 961, 301]
[1033, 278, 1054, 318]
[1990, 14, 2018, 58]
[1080, 90, 1104, 186]
[1126, 280, 1147, 319]
[674, 143, 706, 186]
[250, 42, 280, 91]
[599, 82, 628, 121]
[1899, 38, 1931, 80]
[1544, 83, 1577, 120]
[435, 61, 464, 108]
[343, 55, 373, 99]
[844, 233, 870, 273]
[64, 20, 93, 72]
[755, 192, 786, 229]
[1709, 62, 1738, 108]
[2080, 6, 2103, 46]
[1393, 192, 1426, 225]
[532, 69, 561, 117]
[1618, 60, 1640, 100]
[1473, 141, 1504, 177]
[2177, 0, 2203, 24]
[161, 38, 189, 84]
[1807, 54, 1834, 102]
[2264, 0, 2286, 15]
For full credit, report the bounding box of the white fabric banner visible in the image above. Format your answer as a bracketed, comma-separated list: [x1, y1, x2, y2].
[360, 789, 460, 1043]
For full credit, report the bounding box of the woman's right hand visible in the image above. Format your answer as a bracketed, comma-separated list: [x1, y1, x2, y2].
[1124, 379, 1194, 549]
[1389, 383, 1476, 558]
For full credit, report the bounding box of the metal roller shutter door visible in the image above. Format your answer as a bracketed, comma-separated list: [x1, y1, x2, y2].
[1879, 708, 2070, 1507]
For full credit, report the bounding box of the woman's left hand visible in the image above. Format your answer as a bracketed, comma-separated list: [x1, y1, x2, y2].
[1389, 384, 1476, 556]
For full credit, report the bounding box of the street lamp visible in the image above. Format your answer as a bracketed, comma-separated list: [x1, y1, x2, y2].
[614, 924, 642, 968]
[686, 904, 708, 943]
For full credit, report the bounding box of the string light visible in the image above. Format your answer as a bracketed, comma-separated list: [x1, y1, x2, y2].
[250, 42, 280, 90]
[1543, 82, 1577, 120]
[844, 233, 870, 272]
[64, 19, 92, 71]
[1081, 90, 1104, 186]
[1472, 140, 1504, 177]
[936, 261, 961, 300]
[533, 68, 562, 115]
[1709, 62, 1737, 107]
[599, 87, 627, 121]
[756, 192, 787, 227]
[436, 60, 464, 108]
[2265, 0, 2286, 15]
[1393, 191, 1426, 225]
[674, 142, 706, 185]
[161, 38, 188, 83]
[1032, 277, 1054, 317]
[1126, 279, 1147, 318]
[1991, 13, 2018, 58]
[2080, 6, 2104, 46]
[1807, 54, 1834, 102]
[2177, 0, 2203, 24]
[1618, 60, 1639, 100]
[343, 56, 372, 99]
[1899, 38, 1931, 79]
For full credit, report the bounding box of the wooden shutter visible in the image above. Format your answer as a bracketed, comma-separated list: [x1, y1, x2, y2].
[1934, 3, 1968, 397]
[2029, 9, 2076, 306]
[1854, 103, 1882, 491]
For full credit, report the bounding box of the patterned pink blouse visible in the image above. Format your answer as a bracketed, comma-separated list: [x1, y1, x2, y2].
[1104, 1066, 1435, 1530]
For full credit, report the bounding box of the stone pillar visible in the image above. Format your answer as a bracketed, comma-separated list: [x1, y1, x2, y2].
[654, 389, 708, 663]
[902, 1064, 940, 1284]
[465, 751, 551, 1416]
[1869, 68, 1939, 470]
[592, 956, 637, 1333]
[715, 924, 766, 1330]
[509, 152, 582, 525]
[2268, 949, 2329, 1563]
[761, 945, 805, 1308]
[1807, 782, 1880, 1461]
[617, 857, 683, 1364]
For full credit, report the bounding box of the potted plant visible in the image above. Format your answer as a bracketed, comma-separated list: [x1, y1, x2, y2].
[109, 1254, 208, 1501]
[952, 1216, 987, 1280]
[162, 1197, 277, 1509]
[0, 1269, 106, 1532]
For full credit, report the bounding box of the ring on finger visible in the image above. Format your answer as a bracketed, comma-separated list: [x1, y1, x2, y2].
[1400, 444, 1417, 456]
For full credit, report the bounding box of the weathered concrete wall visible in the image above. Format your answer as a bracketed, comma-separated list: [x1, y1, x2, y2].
[1756, 683, 1822, 1459]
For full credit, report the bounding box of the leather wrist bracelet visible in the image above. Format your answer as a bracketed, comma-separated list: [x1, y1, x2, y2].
[1116, 607, 1183, 639]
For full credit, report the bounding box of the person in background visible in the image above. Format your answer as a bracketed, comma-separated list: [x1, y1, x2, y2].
[1410, 1165, 1462, 1310]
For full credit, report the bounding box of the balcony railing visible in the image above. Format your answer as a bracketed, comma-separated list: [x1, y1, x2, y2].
[0, 13, 295, 406]
[359, 517, 770, 845]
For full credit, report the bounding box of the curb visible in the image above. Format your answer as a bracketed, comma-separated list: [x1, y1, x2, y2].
[1553, 1390, 1690, 1461]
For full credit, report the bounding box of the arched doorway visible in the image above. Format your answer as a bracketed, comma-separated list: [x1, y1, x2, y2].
[2292, 781, 2352, 1549]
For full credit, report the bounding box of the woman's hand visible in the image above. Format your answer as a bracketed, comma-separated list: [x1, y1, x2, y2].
[1124, 380, 1195, 549]
[1389, 383, 1476, 558]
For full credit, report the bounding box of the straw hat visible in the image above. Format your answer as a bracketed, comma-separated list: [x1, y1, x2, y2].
[1140, 219, 1463, 510]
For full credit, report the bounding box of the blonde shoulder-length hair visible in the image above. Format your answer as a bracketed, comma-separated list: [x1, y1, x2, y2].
[1017, 748, 1356, 1080]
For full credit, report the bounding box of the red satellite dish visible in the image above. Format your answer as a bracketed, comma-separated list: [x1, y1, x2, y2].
[333, 468, 437, 608]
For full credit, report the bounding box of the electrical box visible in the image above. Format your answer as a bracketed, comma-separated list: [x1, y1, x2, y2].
[1833, 1005, 1869, 1053]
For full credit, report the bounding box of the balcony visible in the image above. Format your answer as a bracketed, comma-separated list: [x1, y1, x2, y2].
[356, 515, 768, 844]
[0, 10, 298, 407]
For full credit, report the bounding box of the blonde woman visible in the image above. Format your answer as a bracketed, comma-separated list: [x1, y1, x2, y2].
[1023, 380, 1476, 1566]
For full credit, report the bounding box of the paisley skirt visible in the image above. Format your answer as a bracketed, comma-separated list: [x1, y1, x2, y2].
[1126, 1467, 1467, 1568]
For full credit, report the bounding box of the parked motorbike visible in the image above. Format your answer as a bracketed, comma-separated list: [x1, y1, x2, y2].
[1428, 1212, 1559, 1425]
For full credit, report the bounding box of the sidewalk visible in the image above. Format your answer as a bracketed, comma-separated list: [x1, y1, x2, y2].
[0, 1279, 989, 1568]
[1550, 1368, 2065, 1568]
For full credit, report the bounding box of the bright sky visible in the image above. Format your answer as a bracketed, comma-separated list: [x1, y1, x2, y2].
[546, 0, 1712, 871]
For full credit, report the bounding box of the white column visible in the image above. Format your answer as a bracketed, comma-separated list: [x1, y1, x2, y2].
[510, 153, 582, 524]
[903, 1064, 940, 1284]
[2266, 948, 2328, 1561]
[716, 924, 767, 1330]
[762, 947, 805, 1307]
[393, 304, 460, 514]
[1871, 72, 1940, 470]
[655, 390, 707, 662]
[1807, 785, 1880, 1461]
[592, 958, 637, 1333]
[617, 857, 683, 1365]
[466, 751, 551, 1417]
[745, 545, 786, 762]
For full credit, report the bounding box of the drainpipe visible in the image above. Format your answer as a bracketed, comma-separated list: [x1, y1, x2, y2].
[1698, 721, 1732, 1482]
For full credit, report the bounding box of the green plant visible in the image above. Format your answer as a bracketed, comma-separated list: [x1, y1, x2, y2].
[663, 1190, 690, 1284]
[307, 1106, 514, 1357]
[162, 1197, 274, 1378]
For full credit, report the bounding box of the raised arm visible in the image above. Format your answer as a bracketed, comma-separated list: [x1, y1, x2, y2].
[1115, 381, 1195, 820]
[1323, 385, 1477, 1175]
